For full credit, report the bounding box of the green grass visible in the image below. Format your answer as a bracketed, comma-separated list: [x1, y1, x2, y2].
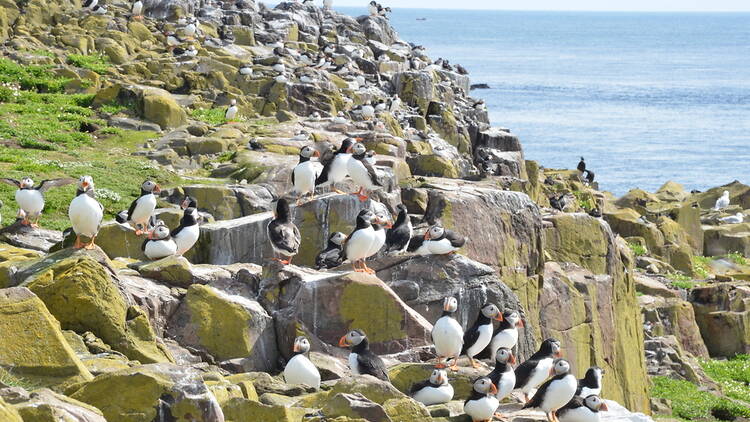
[29, 49, 55, 58]
[628, 242, 648, 256]
[0, 58, 69, 92]
[190, 108, 227, 125]
[651, 376, 750, 421]
[98, 103, 128, 115]
[724, 252, 748, 266]
[66, 54, 111, 75]
[693, 256, 712, 279]
[701, 355, 750, 404]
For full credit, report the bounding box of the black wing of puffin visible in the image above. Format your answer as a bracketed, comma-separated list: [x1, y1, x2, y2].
[357, 352, 389, 381]
[363, 160, 383, 187]
[0, 178, 21, 188]
[407, 235, 424, 252]
[514, 359, 537, 389]
[445, 230, 466, 248]
[36, 178, 76, 193]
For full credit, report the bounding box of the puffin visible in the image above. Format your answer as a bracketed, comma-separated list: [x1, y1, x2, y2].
[488, 347, 517, 411]
[431, 296, 464, 371]
[410, 369, 454, 406]
[180, 195, 197, 210]
[384, 204, 412, 254]
[131, 0, 143, 19]
[316, 138, 354, 194]
[415, 225, 465, 255]
[360, 102, 375, 120]
[577, 157, 586, 174]
[463, 377, 500, 422]
[514, 338, 563, 402]
[82, 0, 98, 11]
[368, 1, 379, 16]
[557, 395, 608, 422]
[116, 180, 160, 236]
[291, 146, 322, 204]
[225, 99, 239, 121]
[266, 198, 301, 265]
[68, 176, 104, 249]
[576, 367, 604, 398]
[343, 209, 376, 273]
[366, 212, 390, 258]
[714, 190, 730, 210]
[142, 223, 177, 260]
[315, 232, 346, 270]
[522, 358, 577, 422]
[479, 310, 524, 362]
[332, 112, 349, 125]
[346, 142, 382, 201]
[283, 336, 321, 389]
[1, 177, 75, 227]
[338, 329, 389, 381]
[91, 4, 107, 14]
[461, 303, 503, 368]
[171, 205, 200, 256]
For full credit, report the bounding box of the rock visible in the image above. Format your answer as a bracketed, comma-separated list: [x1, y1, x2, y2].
[0, 397, 21, 422]
[94, 222, 148, 261]
[221, 397, 306, 422]
[117, 274, 181, 337]
[702, 223, 750, 256]
[143, 91, 188, 130]
[0, 222, 62, 252]
[163, 184, 276, 221]
[69, 363, 224, 422]
[168, 284, 277, 370]
[381, 397, 432, 422]
[299, 375, 405, 408]
[0, 243, 42, 288]
[690, 282, 750, 357]
[407, 155, 459, 179]
[640, 294, 709, 358]
[322, 392, 390, 422]
[13, 388, 106, 422]
[644, 336, 715, 386]
[131, 255, 194, 287]
[0, 287, 92, 388]
[635, 274, 679, 298]
[388, 363, 479, 401]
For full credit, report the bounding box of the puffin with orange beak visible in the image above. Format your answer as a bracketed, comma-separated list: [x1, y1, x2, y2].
[338, 329, 389, 381]
[523, 358, 577, 422]
[292, 145, 323, 204]
[346, 142, 383, 201]
[267, 198, 300, 266]
[488, 348, 517, 418]
[515, 338, 563, 403]
[478, 310, 525, 363]
[316, 138, 356, 194]
[142, 222, 177, 260]
[557, 394, 609, 422]
[432, 296, 464, 371]
[410, 369, 454, 406]
[116, 180, 161, 236]
[365, 212, 391, 259]
[461, 303, 503, 368]
[68, 175, 103, 250]
[1, 177, 75, 228]
[343, 209, 377, 273]
[464, 377, 500, 422]
[283, 336, 320, 389]
[384, 204, 412, 255]
[416, 225, 466, 256]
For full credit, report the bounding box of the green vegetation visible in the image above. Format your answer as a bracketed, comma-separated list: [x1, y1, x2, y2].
[190, 107, 227, 125]
[572, 190, 594, 211]
[701, 355, 750, 403]
[628, 242, 648, 256]
[665, 272, 702, 290]
[98, 102, 128, 115]
[0, 58, 69, 92]
[725, 252, 748, 266]
[693, 256, 711, 279]
[0, 367, 40, 390]
[651, 376, 750, 421]
[66, 54, 111, 75]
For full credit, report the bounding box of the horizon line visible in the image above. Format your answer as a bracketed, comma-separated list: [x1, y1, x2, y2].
[329, 5, 750, 13]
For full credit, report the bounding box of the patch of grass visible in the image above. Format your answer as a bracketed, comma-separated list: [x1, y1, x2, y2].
[572, 190, 594, 211]
[0, 367, 40, 390]
[666, 272, 702, 289]
[99, 103, 127, 115]
[0, 58, 69, 92]
[701, 355, 750, 403]
[693, 256, 711, 279]
[651, 376, 750, 421]
[29, 49, 55, 58]
[628, 242, 648, 257]
[66, 54, 111, 75]
[725, 252, 747, 266]
[190, 108, 227, 125]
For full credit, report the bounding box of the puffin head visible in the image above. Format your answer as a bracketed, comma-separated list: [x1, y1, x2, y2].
[142, 180, 161, 194]
[550, 358, 571, 377]
[181, 195, 197, 210]
[424, 225, 444, 240]
[348, 142, 367, 156]
[472, 377, 497, 396]
[584, 395, 608, 412]
[504, 310, 524, 328]
[496, 347, 516, 365]
[429, 369, 448, 386]
[148, 223, 170, 240]
[338, 329, 366, 348]
[480, 303, 503, 321]
[374, 213, 392, 229]
[585, 366, 604, 385]
[292, 336, 311, 354]
[20, 177, 33, 189]
[274, 198, 291, 220]
[723, 190, 729, 196]
[78, 175, 94, 192]
[230, 99, 237, 106]
[329, 231, 346, 246]
[356, 209, 375, 224]
[442, 296, 458, 313]
[299, 145, 319, 159]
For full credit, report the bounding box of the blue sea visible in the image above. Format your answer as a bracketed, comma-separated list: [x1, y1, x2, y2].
[339, 8, 750, 195]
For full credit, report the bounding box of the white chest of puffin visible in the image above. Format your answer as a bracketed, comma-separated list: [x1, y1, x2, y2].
[344, 209, 376, 273]
[478, 310, 524, 362]
[431, 297, 464, 370]
[283, 336, 320, 389]
[119, 180, 160, 235]
[410, 369, 454, 406]
[488, 348, 517, 406]
[419, 225, 466, 255]
[338, 330, 389, 381]
[143, 224, 177, 260]
[461, 303, 503, 368]
[346, 142, 382, 201]
[172, 206, 200, 256]
[463, 377, 500, 422]
[68, 176, 104, 249]
[291, 146, 322, 201]
[1, 177, 75, 226]
[316, 138, 354, 192]
[576, 366, 604, 398]
[366, 213, 390, 257]
[522, 358, 578, 422]
[514, 337, 563, 401]
[558, 395, 608, 422]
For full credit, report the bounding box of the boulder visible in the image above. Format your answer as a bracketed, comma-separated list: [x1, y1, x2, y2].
[142, 90, 188, 129]
[639, 295, 709, 358]
[13, 388, 106, 422]
[221, 397, 305, 422]
[117, 274, 181, 337]
[0, 223, 62, 252]
[0, 287, 92, 388]
[388, 362, 479, 401]
[0, 243, 42, 288]
[130, 255, 194, 287]
[0, 397, 21, 422]
[690, 282, 750, 357]
[322, 392, 390, 422]
[702, 223, 750, 257]
[94, 222, 148, 261]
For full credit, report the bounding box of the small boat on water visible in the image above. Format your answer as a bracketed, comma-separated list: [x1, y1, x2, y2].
[416, 17, 426, 21]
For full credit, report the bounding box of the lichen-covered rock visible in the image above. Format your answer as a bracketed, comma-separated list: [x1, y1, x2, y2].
[221, 397, 305, 422]
[131, 255, 194, 287]
[639, 294, 709, 358]
[0, 287, 92, 388]
[690, 282, 750, 357]
[703, 223, 750, 257]
[407, 155, 460, 178]
[13, 388, 106, 422]
[168, 284, 277, 370]
[0, 243, 42, 288]
[322, 393, 390, 422]
[0, 396, 22, 422]
[143, 91, 188, 129]
[94, 222, 148, 261]
[388, 363, 479, 401]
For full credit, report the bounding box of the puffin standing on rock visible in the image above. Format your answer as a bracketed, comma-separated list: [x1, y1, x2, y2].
[523, 358, 578, 422]
[461, 303, 503, 368]
[142, 223, 177, 260]
[171, 204, 200, 256]
[68, 176, 103, 249]
[464, 377, 500, 422]
[116, 180, 160, 236]
[410, 369, 454, 406]
[316, 138, 354, 194]
[384, 203, 412, 254]
[315, 232, 346, 270]
[131, 0, 144, 19]
[347, 142, 382, 201]
[267, 198, 301, 265]
[291, 146, 322, 204]
[1, 177, 75, 227]
[557, 395, 608, 422]
[225, 99, 239, 122]
[515, 338, 563, 402]
[480, 310, 524, 362]
[366, 212, 391, 258]
[344, 209, 376, 273]
[283, 336, 321, 389]
[431, 296, 464, 371]
[339, 329, 389, 381]
[488, 347, 517, 411]
[576, 367, 604, 398]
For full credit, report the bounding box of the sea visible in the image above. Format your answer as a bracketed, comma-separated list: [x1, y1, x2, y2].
[337, 7, 750, 196]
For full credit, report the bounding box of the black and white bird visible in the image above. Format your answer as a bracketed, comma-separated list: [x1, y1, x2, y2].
[267, 198, 301, 265]
[576, 367, 604, 398]
[82, 0, 98, 11]
[116, 180, 160, 236]
[316, 138, 354, 194]
[514, 338, 563, 402]
[91, 4, 107, 14]
[410, 369, 454, 406]
[315, 232, 346, 270]
[131, 0, 144, 19]
[338, 329, 389, 381]
[344, 209, 376, 273]
[479, 310, 524, 362]
[1, 177, 75, 227]
[488, 347, 517, 409]
[171, 204, 200, 256]
[432, 296, 464, 371]
[523, 358, 577, 422]
[384, 204, 412, 254]
[577, 157, 586, 174]
[557, 395, 609, 422]
[68, 176, 104, 249]
[412, 225, 465, 255]
[583, 170, 595, 184]
[347, 142, 382, 201]
[283, 336, 320, 389]
[291, 146, 322, 203]
[142, 222, 177, 260]
[461, 303, 503, 368]
[225, 99, 239, 121]
[463, 377, 500, 422]
[368, 1, 379, 16]
[714, 190, 730, 210]
[366, 212, 390, 258]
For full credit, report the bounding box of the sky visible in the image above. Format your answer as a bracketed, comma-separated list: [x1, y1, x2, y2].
[328, 0, 750, 12]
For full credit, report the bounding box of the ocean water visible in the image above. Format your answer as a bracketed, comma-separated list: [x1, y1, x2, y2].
[339, 8, 750, 195]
